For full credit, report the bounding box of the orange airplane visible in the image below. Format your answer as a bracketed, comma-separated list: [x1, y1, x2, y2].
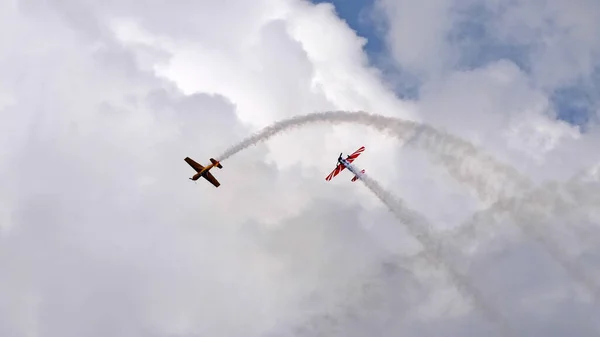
[184, 157, 223, 187]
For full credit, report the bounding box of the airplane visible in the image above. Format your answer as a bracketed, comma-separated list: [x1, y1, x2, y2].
[325, 146, 366, 182]
[184, 157, 223, 188]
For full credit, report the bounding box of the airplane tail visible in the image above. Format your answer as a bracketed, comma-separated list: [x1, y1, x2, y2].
[210, 158, 223, 169]
[351, 169, 365, 182]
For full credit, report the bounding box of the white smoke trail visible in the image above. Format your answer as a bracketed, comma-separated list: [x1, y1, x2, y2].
[359, 164, 598, 331]
[349, 166, 514, 337]
[444, 179, 600, 303]
[217, 111, 516, 335]
[217, 110, 529, 203]
[404, 123, 533, 203]
[215, 110, 600, 333]
[217, 111, 597, 295]
[437, 181, 600, 336]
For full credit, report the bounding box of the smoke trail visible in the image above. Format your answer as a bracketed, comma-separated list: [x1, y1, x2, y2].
[405, 123, 533, 203]
[444, 179, 600, 303]
[349, 166, 514, 337]
[218, 110, 600, 335]
[217, 110, 528, 203]
[219, 110, 516, 335]
[218, 111, 596, 294]
[437, 180, 600, 335]
[214, 110, 600, 334]
[363, 156, 596, 330]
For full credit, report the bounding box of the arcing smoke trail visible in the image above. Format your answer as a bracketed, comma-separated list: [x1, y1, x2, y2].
[217, 111, 515, 335]
[217, 110, 597, 299]
[405, 123, 533, 203]
[217, 110, 528, 203]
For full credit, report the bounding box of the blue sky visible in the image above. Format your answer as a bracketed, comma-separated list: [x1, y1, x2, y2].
[310, 0, 598, 131]
[309, 0, 422, 100]
[309, 0, 383, 55]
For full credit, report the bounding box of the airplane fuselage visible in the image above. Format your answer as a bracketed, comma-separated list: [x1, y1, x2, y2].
[338, 156, 359, 175]
[201, 163, 216, 174]
[192, 163, 216, 180]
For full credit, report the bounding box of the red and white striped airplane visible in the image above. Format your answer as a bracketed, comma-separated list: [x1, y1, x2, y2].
[325, 146, 366, 182]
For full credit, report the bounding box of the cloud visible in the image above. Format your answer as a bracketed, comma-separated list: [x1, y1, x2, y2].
[0, 1, 411, 336]
[1, 0, 599, 336]
[376, 0, 600, 176]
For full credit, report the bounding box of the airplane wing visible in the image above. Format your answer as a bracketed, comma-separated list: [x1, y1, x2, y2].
[325, 164, 346, 181]
[184, 157, 204, 172]
[203, 170, 221, 187]
[345, 146, 365, 164]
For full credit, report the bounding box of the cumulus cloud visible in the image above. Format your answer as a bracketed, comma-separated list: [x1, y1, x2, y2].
[1, 0, 599, 336]
[0, 1, 412, 336]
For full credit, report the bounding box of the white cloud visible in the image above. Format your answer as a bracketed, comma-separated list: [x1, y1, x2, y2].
[377, 0, 600, 176]
[0, 1, 413, 336]
[1, 0, 599, 336]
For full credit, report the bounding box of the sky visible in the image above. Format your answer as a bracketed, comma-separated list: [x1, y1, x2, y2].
[0, 0, 599, 336]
